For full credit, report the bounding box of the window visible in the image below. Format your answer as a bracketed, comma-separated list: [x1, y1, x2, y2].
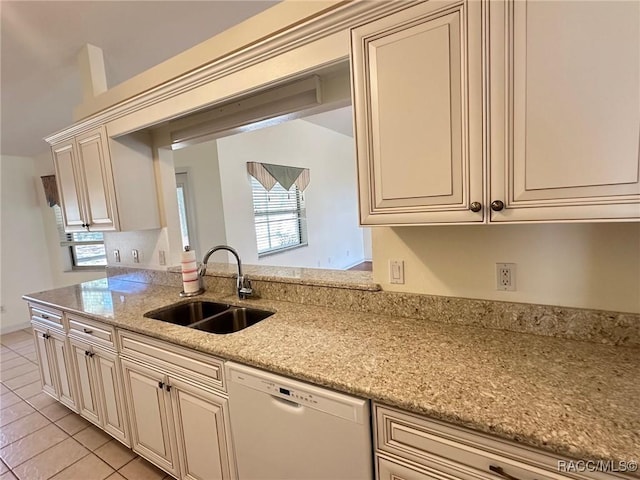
[53, 206, 107, 267]
[251, 177, 307, 256]
[175, 172, 196, 252]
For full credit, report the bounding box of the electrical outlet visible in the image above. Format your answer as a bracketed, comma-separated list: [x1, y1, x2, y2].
[159, 250, 166, 266]
[113, 249, 120, 263]
[496, 263, 516, 291]
[132, 249, 139, 263]
[389, 260, 405, 284]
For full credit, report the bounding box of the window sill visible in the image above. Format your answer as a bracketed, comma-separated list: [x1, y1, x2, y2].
[258, 243, 308, 259]
[69, 266, 107, 272]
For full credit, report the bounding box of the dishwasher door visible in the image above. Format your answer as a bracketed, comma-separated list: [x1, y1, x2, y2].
[226, 362, 373, 480]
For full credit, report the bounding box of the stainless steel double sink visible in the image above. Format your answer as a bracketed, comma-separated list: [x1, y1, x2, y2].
[144, 301, 274, 334]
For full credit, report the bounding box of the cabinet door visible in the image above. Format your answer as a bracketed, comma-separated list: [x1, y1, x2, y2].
[52, 140, 86, 232]
[75, 127, 119, 231]
[69, 338, 101, 425]
[351, 0, 484, 225]
[489, 0, 640, 222]
[170, 377, 235, 480]
[94, 348, 129, 446]
[120, 359, 179, 477]
[31, 325, 57, 398]
[48, 331, 78, 412]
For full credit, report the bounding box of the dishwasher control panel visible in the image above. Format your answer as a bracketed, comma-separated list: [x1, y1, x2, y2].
[227, 363, 368, 423]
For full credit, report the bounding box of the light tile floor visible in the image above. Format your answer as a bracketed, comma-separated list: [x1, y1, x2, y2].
[0, 329, 174, 480]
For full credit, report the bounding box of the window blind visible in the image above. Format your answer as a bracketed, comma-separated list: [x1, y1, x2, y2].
[251, 177, 306, 255]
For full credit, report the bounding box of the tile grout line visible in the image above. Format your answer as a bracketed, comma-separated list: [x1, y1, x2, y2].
[42, 435, 93, 480]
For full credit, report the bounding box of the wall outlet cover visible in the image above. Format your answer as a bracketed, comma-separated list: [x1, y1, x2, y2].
[496, 263, 516, 291]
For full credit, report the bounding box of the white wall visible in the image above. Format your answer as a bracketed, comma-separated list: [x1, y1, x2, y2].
[1, 153, 109, 333]
[1, 156, 54, 333]
[374, 223, 640, 313]
[216, 119, 366, 269]
[173, 141, 227, 259]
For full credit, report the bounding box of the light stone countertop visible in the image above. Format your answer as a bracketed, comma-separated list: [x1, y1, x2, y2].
[23, 277, 640, 465]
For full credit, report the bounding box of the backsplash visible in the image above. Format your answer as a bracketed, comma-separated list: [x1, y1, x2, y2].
[107, 266, 639, 348]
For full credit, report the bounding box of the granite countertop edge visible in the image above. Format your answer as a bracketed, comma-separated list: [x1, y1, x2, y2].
[22, 280, 640, 466]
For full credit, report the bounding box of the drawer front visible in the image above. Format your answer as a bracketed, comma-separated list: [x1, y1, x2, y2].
[118, 330, 224, 393]
[375, 405, 573, 480]
[29, 303, 64, 330]
[67, 313, 116, 349]
[377, 455, 467, 480]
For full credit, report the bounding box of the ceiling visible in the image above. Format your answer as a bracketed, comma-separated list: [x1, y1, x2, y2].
[0, 0, 280, 157]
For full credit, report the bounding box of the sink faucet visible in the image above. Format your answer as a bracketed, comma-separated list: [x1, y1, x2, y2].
[199, 245, 253, 299]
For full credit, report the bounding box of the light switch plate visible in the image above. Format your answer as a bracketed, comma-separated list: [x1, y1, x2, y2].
[113, 249, 120, 263]
[389, 260, 405, 284]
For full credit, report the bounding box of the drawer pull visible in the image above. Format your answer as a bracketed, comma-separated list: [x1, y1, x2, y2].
[490, 465, 522, 480]
[83, 328, 93, 334]
[41, 314, 49, 319]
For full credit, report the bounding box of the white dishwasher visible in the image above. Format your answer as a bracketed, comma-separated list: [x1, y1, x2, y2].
[226, 362, 373, 480]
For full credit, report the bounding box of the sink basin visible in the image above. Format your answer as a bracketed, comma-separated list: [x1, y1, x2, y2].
[144, 301, 231, 326]
[144, 301, 274, 334]
[191, 307, 274, 334]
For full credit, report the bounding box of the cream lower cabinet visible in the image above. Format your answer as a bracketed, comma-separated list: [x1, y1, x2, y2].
[29, 302, 77, 411]
[68, 337, 129, 445]
[118, 331, 235, 480]
[66, 313, 129, 446]
[31, 322, 77, 411]
[374, 404, 624, 480]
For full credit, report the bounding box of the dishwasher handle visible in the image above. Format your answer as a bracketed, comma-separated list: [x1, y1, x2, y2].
[270, 394, 303, 411]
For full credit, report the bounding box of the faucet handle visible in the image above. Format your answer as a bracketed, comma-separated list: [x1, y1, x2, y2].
[238, 276, 253, 299]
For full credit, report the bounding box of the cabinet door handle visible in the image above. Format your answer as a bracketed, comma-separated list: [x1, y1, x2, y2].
[83, 328, 93, 334]
[85, 350, 90, 356]
[489, 465, 522, 480]
[165, 384, 172, 392]
[490, 200, 505, 211]
[158, 381, 164, 389]
[470, 202, 482, 212]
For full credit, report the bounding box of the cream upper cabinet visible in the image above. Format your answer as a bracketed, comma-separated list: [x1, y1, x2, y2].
[52, 126, 118, 232]
[351, 0, 485, 225]
[488, 0, 640, 222]
[352, 0, 639, 225]
[51, 126, 160, 233]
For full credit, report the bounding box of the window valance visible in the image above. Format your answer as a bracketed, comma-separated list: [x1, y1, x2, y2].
[40, 175, 60, 207]
[247, 162, 310, 192]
